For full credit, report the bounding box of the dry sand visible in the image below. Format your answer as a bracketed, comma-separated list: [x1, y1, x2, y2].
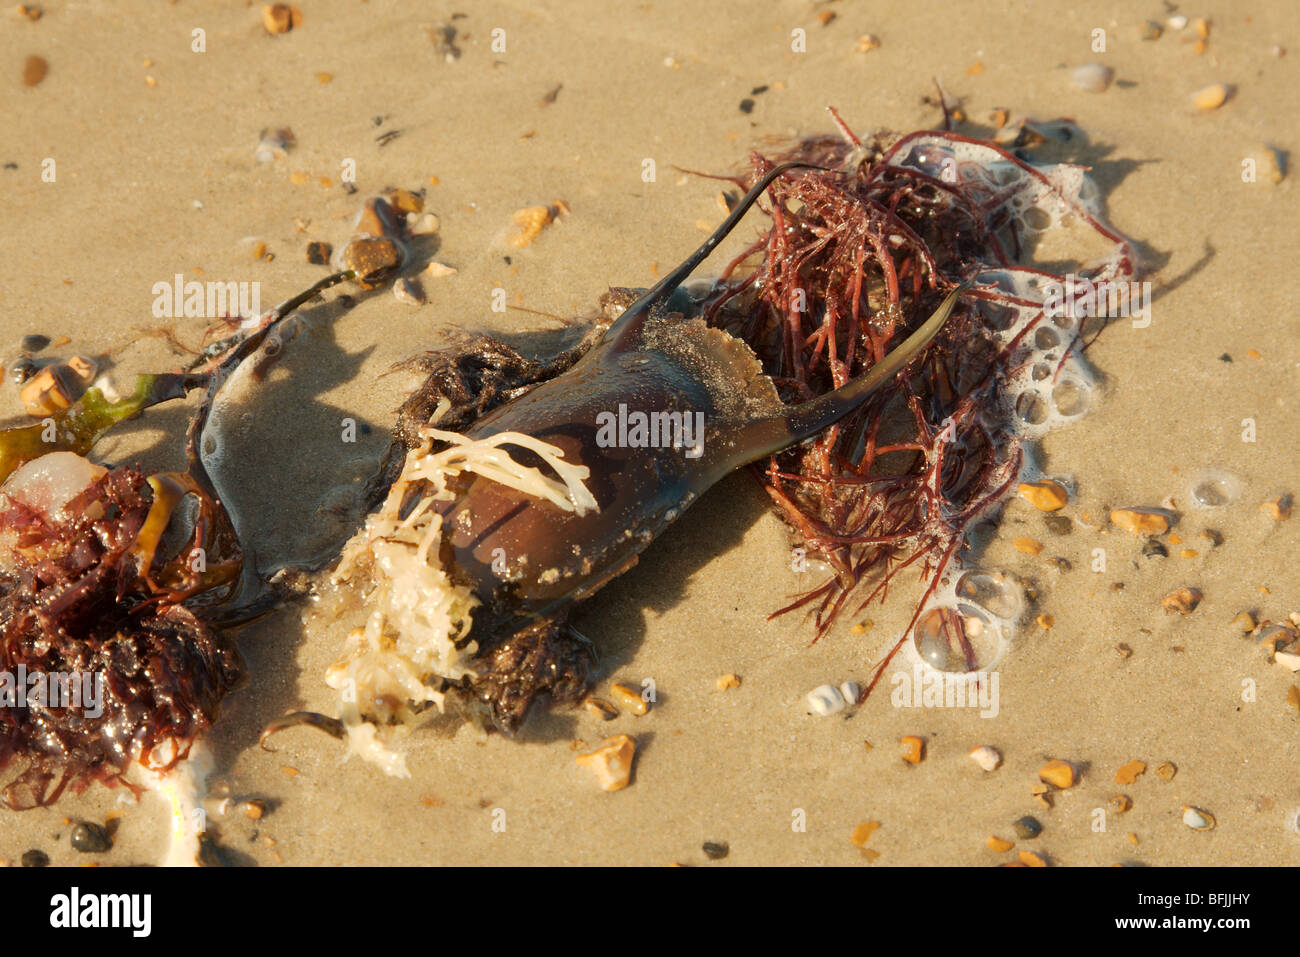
[1, 0, 1297, 865]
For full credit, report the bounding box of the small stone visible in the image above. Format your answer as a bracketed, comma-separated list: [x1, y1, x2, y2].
[1182, 806, 1215, 830]
[1013, 537, 1044, 556]
[306, 241, 332, 265]
[1018, 480, 1069, 511]
[986, 835, 1015, 853]
[702, 841, 729, 860]
[849, 821, 880, 847]
[1012, 816, 1042, 839]
[1192, 83, 1229, 111]
[384, 188, 423, 214]
[7, 356, 35, 384]
[69, 822, 111, 853]
[855, 34, 881, 53]
[1259, 496, 1291, 521]
[262, 4, 302, 35]
[583, 698, 617, 721]
[849, 619, 874, 634]
[1245, 144, 1285, 185]
[1286, 686, 1300, 715]
[1108, 794, 1132, 814]
[393, 278, 425, 306]
[1191, 17, 1210, 39]
[900, 735, 925, 764]
[1111, 507, 1172, 536]
[341, 236, 402, 288]
[806, 684, 846, 715]
[1229, 611, 1256, 633]
[1168, 14, 1188, 30]
[1154, 761, 1177, 782]
[409, 212, 440, 236]
[22, 55, 47, 87]
[242, 800, 266, 820]
[20, 849, 48, 867]
[20, 334, 50, 353]
[1140, 20, 1163, 40]
[1200, 529, 1223, 546]
[1038, 759, 1077, 789]
[1273, 650, 1300, 672]
[575, 734, 636, 791]
[610, 683, 648, 715]
[715, 673, 741, 690]
[969, 745, 1002, 771]
[1018, 850, 1047, 867]
[1114, 760, 1146, 784]
[1036, 613, 1054, 629]
[1043, 514, 1073, 535]
[1072, 63, 1114, 93]
[1161, 587, 1202, 614]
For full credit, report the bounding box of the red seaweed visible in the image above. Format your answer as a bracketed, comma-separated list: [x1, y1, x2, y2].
[699, 112, 1139, 693]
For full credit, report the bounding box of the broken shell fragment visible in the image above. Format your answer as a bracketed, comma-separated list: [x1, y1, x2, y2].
[19, 365, 78, 416]
[970, 745, 1002, 771]
[254, 127, 295, 163]
[393, 277, 424, 306]
[423, 261, 457, 279]
[1259, 496, 1291, 521]
[507, 204, 562, 248]
[583, 698, 617, 721]
[1161, 587, 1202, 614]
[575, 734, 636, 791]
[262, 4, 303, 35]
[1182, 806, 1215, 830]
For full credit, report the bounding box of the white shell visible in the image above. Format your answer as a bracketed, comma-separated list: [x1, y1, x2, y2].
[806, 684, 846, 716]
[1072, 63, 1114, 93]
[839, 681, 861, 705]
[969, 745, 1002, 771]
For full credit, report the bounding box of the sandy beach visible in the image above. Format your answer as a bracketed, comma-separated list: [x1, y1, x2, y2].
[2, 0, 1297, 866]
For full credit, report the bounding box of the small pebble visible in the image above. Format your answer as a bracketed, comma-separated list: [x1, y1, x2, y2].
[253, 127, 295, 163]
[1168, 14, 1188, 30]
[1018, 480, 1069, 511]
[262, 3, 303, 35]
[508, 204, 560, 248]
[1140, 20, 1163, 40]
[1111, 507, 1172, 536]
[1182, 806, 1215, 830]
[1142, 539, 1168, 558]
[575, 734, 636, 792]
[1108, 794, 1132, 813]
[1155, 761, 1177, 782]
[1018, 850, 1047, 867]
[702, 841, 729, 860]
[610, 683, 648, 715]
[969, 745, 1002, 771]
[1038, 759, 1077, 789]
[1161, 587, 1202, 614]
[715, 673, 741, 690]
[20, 334, 50, 353]
[70, 821, 112, 853]
[1245, 144, 1285, 184]
[1043, 514, 1072, 535]
[806, 684, 846, 715]
[22, 55, 47, 87]
[849, 821, 880, 846]
[409, 212, 440, 236]
[1192, 83, 1229, 111]
[20, 849, 48, 867]
[986, 835, 1014, 852]
[306, 241, 332, 265]
[855, 34, 881, 53]
[1012, 816, 1042, 839]
[1071, 63, 1114, 93]
[1013, 536, 1044, 556]
[1114, 760, 1146, 784]
[1229, 611, 1257, 633]
[900, 735, 925, 764]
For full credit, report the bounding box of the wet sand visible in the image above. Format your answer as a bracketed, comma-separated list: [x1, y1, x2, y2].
[2, 0, 1297, 865]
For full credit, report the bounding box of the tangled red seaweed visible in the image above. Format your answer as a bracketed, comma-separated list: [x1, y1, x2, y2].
[701, 115, 1139, 691]
[0, 465, 243, 808]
